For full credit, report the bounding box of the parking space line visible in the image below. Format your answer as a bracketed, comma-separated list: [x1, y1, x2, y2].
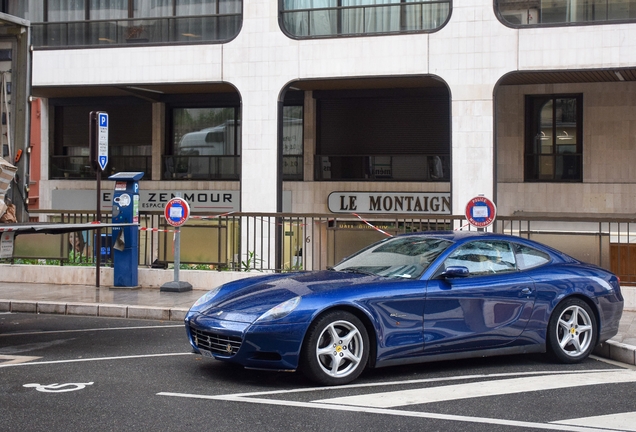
[313, 370, 636, 408]
[158, 368, 632, 432]
[163, 368, 624, 399]
[0, 352, 192, 368]
[0, 324, 183, 337]
[552, 411, 636, 431]
[157, 392, 614, 432]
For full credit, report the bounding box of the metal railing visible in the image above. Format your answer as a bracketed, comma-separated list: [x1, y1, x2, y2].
[5, 210, 636, 282]
[50, 155, 152, 180]
[315, 154, 450, 181]
[162, 155, 240, 180]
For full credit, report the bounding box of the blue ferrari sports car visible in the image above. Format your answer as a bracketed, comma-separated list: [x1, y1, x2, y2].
[184, 231, 624, 385]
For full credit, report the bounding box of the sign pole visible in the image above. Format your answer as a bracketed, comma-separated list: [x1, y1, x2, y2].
[161, 197, 192, 292]
[174, 226, 181, 283]
[96, 164, 101, 287]
[89, 112, 108, 287]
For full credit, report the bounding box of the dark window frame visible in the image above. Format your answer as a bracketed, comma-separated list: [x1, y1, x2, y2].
[524, 94, 583, 183]
[164, 99, 241, 181]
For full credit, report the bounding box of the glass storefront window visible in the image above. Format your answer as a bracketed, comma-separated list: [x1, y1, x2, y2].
[167, 107, 241, 180]
[50, 102, 153, 179]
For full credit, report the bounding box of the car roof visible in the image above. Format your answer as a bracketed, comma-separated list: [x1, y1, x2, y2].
[397, 231, 577, 262]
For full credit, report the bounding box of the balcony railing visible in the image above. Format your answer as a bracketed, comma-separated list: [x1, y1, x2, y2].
[32, 14, 241, 48]
[50, 155, 152, 180]
[162, 155, 241, 180]
[315, 154, 450, 181]
[281, 1, 450, 38]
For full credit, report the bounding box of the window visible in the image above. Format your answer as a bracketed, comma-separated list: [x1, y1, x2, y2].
[513, 243, 551, 270]
[315, 88, 450, 181]
[5, 0, 242, 48]
[525, 95, 582, 182]
[165, 106, 240, 180]
[49, 100, 152, 179]
[280, 0, 450, 38]
[497, 0, 636, 27]
[443, 241, 516, 276]
[282, 105, 304, 180]
[333, 235, 453, 279]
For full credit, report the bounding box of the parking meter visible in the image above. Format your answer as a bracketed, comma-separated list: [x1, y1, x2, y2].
[108, 172, 144, 287]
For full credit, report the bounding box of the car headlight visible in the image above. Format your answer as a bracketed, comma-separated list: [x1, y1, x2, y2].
[192, 286, 221, 308]
[256, 296, 301, 322]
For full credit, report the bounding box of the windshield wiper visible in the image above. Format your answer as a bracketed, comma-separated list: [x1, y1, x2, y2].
[340, 268, 376, 276]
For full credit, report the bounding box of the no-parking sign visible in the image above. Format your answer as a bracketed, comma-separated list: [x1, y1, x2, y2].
[465, 196, 497, 229]
[164, 197, 190, 227]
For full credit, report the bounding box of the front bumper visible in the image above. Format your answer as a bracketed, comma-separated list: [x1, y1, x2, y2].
[185, 312, 307, 371]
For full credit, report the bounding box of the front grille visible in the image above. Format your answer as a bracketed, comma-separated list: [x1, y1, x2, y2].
[190, 326, 242, 356]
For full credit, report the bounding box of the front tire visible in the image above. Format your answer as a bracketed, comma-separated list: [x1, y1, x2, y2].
[547, 298, 597, 363]
[301, 310, 369, 385]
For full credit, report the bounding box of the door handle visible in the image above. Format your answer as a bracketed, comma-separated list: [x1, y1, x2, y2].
[521, 287, 533, 295]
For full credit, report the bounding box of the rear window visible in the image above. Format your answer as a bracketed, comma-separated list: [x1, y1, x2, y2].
[514, 244, 551, 270]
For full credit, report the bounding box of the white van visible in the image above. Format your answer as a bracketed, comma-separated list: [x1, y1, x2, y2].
[174, 122, 239, 178]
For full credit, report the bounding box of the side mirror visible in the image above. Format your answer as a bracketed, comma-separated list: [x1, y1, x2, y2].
[440, 266, 470, 278]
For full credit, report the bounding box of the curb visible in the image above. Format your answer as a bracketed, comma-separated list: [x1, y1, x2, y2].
[0, 299, 187, 322]
[593, 340, 636, 366]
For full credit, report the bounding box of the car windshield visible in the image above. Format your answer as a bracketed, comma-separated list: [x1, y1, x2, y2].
[332, 236, 453, 279]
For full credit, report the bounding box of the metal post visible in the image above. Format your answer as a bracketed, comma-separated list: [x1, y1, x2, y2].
[174, 226, 180, 283]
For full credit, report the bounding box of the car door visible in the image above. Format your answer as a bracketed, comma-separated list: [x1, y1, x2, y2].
[423, 240, 537, 354]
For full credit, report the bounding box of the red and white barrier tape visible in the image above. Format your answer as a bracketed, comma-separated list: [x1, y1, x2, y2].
[352, 213, 394, 237]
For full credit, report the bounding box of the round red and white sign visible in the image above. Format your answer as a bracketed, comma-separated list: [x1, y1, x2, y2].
[465, 196, 497, 228]
[164, 198, 190, 227]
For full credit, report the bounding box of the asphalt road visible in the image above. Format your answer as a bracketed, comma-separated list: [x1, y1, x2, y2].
[1, 313, 636, 432]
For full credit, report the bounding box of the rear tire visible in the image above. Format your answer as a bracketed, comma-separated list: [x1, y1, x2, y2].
[547, 298, 597, 363]
[301, 310, 369, 386]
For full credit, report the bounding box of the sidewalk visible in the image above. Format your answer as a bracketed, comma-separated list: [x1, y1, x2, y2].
[0, 281, 634, 366]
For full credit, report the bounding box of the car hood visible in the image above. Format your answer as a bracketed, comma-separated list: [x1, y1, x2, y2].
[189, 270, 379, 323]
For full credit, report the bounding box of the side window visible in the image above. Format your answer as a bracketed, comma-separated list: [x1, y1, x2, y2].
[444, 241, 516, 276]
[513, 244, 551, 270]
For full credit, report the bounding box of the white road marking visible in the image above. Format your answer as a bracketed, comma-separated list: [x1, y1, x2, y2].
[158, 368, 636, 432]
[313, 370, 636, 408]
[0, 352, 192, 368]
[0, 324, 183, 337]
[0, 354, 42, 365]
[157, 392, 619, 432]
[553, 412, 636, 431]
[23, 382, 94, 393]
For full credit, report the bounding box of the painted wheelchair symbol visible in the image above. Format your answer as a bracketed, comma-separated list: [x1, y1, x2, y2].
[23, 382, 94, 393]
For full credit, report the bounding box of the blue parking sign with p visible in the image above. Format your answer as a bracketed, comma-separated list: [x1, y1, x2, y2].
[97, 112, 109, 171]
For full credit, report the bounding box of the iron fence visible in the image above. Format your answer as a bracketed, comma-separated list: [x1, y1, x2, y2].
[4, 210, 636, 282]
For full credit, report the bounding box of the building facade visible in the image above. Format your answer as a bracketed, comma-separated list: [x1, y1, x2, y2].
[2, 0, 636, 221]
